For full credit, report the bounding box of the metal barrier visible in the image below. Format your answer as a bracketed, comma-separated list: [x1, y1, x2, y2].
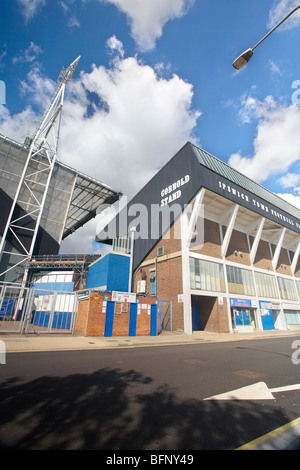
[158, 300, 172, 331]
[0, 284, 29, 334]
[21, 288, 78, 335]
[0, 283, 78, 335]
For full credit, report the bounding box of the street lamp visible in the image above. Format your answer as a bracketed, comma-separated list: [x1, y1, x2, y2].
[233, 4, 300, 70]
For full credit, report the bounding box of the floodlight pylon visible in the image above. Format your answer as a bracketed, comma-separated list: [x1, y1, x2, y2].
[0, 56, 80, 286]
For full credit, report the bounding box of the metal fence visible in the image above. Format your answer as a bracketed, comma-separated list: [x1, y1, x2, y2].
[0, 283, 78, 335]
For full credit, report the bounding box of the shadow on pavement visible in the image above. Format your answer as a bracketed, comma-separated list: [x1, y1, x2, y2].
[0, 367, 294, 450]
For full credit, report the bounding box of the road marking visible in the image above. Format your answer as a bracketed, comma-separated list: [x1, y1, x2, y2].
[236, 417, 300, 450]
[204, 382, 300, 401]
[204, 382, 275, 401]
[233, 369, 266, 379]
[270, 384, 300, 393]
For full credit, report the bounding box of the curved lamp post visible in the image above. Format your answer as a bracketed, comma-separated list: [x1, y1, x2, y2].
[233, 4, 300, 70]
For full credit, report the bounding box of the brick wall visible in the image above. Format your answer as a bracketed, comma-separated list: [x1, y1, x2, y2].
[75, 292, 157, 337]
[133, 220, 184, 331]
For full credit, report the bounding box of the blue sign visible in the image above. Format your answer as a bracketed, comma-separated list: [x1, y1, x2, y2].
[230, 298, 252, 308]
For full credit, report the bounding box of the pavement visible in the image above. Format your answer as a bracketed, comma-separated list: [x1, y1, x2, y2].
[0, 328, 299, 353]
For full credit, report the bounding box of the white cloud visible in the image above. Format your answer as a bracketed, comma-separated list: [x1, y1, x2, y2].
[0, 40, 200, 252]
[106, 35, 124, 58]
[101, 0, 194, 51]
[17, 0, 46, 23]
[267, 0, 300, 31]
[276, 192, 300, 210]
[12, 42, 43, 65]
[280, 172, 300, 192]
[59, 50, 200, 199]
[229, 95, 300, 183]
[60, 0, 80, 28]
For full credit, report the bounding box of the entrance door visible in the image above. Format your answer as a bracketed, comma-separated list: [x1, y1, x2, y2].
[104, 301, 115, 337]
[261, 308, 275, 330]
[129, 303, 137, 336]
[191, 296, 201, 331]
[150, 304, 157, 336]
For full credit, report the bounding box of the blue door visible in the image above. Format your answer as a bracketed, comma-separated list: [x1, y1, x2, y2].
[104, 301, 115, 337]
[129, 303, 137, 336]
[150, 304, 157, 336]
[259, 302, 275, 330]
[192, 296, 201, 331]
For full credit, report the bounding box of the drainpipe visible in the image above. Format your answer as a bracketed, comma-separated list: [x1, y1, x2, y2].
[128, 227, 136, 293]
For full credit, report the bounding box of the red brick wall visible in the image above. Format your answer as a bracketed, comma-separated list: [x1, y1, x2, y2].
[75, 292, 158, 337]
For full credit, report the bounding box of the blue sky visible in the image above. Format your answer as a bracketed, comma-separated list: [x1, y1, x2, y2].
[1, 0, 300, 253]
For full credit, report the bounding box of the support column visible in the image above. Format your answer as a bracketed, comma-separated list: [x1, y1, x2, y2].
[250, 217, 265, 265]
[181, 208, 193, 335]
[291, 241, 300, 276]
[222, 204, 239, 258]
[272, 228, 286, 271]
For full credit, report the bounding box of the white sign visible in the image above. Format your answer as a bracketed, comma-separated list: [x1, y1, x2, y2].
[178, 294, 184, 304]
[160, 175, 190, 207]
[112, 291, 137, 303]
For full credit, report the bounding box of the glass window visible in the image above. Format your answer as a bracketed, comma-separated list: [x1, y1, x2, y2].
[277, 277, 298, 301]
[296, 280, 300, 299]
[226, 265, 255, 296]
[190, 258, 225, 293]
[112, 235, 131, 254]
[254, 272, 279, 299]
[284, 310, 300, 325]
[150, 271, 156, 294]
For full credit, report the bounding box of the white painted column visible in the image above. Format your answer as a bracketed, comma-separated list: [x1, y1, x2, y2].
[272, 228, 286, 271]
[181, 209, 193, 335]
[221, 204, 239, 258]
[250, 217, 265, 265]
[291, 241, 300, 276]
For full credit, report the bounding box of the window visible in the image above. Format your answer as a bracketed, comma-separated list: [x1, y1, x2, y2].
[190, 258, 225, 293]
[284, 310, 300, 326]
[277, 277, 298, 301]
[296, 280, 300, 299]
[150, 271, 156, 294]
[254, 272, 279, 299]
[112, 235, 131, 254]
[226, 265, 255, 296]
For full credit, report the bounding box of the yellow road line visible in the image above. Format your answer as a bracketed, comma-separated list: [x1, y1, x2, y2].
[236, 417, 300, 450]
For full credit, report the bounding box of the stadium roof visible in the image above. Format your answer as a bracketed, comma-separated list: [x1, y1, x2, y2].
[0, 133, 122, 243]
[193, 144, 300, 221]
[57, 161, 121, 239]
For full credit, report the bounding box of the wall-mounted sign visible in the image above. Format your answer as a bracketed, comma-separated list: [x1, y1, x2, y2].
[160, 175, 190, 207]
[112, 291, 137, 303]
[230, 298, 253, 308]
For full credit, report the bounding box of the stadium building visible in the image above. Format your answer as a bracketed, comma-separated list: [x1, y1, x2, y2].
[97, 142, 300, 334]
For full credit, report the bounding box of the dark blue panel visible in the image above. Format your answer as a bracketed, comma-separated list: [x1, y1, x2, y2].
[0, 299, 16, 317]
[192, 296, 201, 331]
[129, 303, 137, 336]
[150, 304, 157, 336]
[104, 301, 114, 337]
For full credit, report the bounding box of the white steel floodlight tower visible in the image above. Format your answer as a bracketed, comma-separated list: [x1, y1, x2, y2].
[0, 56, 80, 287]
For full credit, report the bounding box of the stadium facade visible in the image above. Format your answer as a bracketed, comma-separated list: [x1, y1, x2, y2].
[97, 142, 300, 334]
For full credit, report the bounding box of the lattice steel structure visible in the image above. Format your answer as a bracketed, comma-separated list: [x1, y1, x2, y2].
[0, 57, 121, 287]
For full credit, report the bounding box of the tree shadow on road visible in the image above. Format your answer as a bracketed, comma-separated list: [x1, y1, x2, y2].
[0, 367, 294, 450]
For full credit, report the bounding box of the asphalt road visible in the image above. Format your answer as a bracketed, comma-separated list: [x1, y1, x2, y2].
[0, 337, 300, 451]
